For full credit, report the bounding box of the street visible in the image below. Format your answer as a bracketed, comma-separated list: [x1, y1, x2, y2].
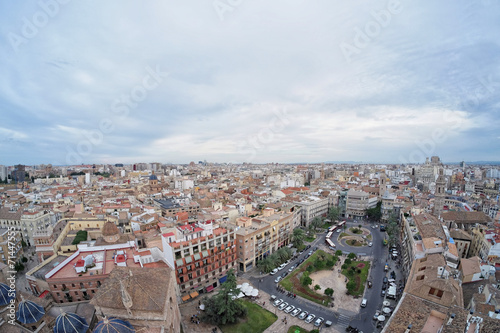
[247, 219, 404, 332]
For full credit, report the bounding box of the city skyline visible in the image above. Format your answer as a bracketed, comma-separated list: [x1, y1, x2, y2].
[1, 1, 500, 165]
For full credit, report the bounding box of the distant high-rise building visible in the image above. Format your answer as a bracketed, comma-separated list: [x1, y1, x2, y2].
[13, 164, 25, 183]
[0, 165, 7, 181]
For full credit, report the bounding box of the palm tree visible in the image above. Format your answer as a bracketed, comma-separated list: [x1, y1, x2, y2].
[257, 257, 275, 273]
[291, 228, 305, 248]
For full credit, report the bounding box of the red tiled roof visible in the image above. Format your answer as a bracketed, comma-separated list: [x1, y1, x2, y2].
[162, 232, 175, 237]
[75, 260, 85, 267]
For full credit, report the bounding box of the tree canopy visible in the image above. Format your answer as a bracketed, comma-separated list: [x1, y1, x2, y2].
[201, 269, 247, 325]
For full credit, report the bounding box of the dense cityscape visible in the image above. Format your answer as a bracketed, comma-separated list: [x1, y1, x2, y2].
[0, 159, 499, 332]
[2, 1, 500, 333]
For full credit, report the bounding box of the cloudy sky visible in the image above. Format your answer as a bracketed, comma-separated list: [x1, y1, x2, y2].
[1, 0, 499, 165]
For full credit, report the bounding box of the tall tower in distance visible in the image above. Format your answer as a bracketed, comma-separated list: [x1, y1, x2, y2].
[434, 168, 446, 217]
[379, 172, 387, 197]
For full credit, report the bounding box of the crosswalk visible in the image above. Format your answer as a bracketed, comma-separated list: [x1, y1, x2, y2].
[336, 313, 351, 329]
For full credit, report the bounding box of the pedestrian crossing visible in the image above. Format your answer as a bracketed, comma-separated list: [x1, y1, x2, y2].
[336, 313, 351, 329]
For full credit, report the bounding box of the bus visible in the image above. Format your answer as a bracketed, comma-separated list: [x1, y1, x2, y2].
[328, 226, 337, 233]
[326, 238, 335, 248]
[326, 232, 333, 239]
[338, 221, 346, 228]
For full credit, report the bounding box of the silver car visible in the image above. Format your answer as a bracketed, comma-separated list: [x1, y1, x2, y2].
[298, 311, 308, 320]
[273, 299, 283, 307]
[278, 302, 288, 311]
[291, 308, 301, 317]
[305, 314, 316, 323]
[284, 305, 295, 314]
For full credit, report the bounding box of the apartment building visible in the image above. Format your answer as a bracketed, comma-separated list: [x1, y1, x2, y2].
[154, 198, 200, 219]
[292, 195, 329, 226]
[162, 222, 238, 299]
[0, 227, 23, 265]
[234, 207, 298, 272]
[345, 189, 377, 219]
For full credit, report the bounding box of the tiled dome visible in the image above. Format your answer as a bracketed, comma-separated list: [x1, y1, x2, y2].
[0, 283, 15, 306]
[93, 317, 135, 333]
[16, 298, 45, 324]
[54, 312, 89, 333]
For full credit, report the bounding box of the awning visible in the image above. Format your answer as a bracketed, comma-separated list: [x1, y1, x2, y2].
[190, 291, 199, 298]
[181, 295, 191, 302]
[206, 285, 214, 292]
[38, 290, 49, 298]
[194, 253, 201, 261]
[219, 275, 227, 284]
[185, 256, 193, 264]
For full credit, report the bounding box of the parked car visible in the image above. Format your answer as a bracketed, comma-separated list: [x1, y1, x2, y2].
[383, 277, 388, 284]
[381, 290, 386, 297]
[284, 305, 295, 314]
[361, 298, 367, 308]
[278, 302, 288, 311]
[336, 229, 341, 233]
[275, 276, 282, 283]
[288, 265, 296, 272]
[367, 281, 372, 288]
[298, 311, 308, 320]
[368, 242, 373, 247]
[299, 258, 305, 264]
[291, 308, 301, 317]
[325, 320, 333, 327]
[270, 268, 279, 275]
[314, 317, 324, 327]
[270, 295, 277, 302]
[278, 263, 286, 270]
[382, 284, 387, 290]
[313, 246, 318, 251]
[273, 299, 283, 307]
[305, 314, 316, 324]
[282, 272, 288, 278]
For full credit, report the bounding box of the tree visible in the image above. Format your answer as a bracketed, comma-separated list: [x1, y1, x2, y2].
[21, 257, 28, 263]
[345, 258, 352, 265]
[312, 217, 323, 229]
[14, 262, 24, 272]
[314, 259, 325, 270]
[386, 213, 399, 247]
[328, 207, 340, 223]
[257, 257, 275, 273]
[335, 250, 343, 256]
[314, 284, 321, 291]
[291, 228, 305, 248]
[201, 269, 247, 325]
[324, 288, 334, 296]
[348, 252, 356, 260]
[300, 272, 312, 287]
[366, 201, 382, 221]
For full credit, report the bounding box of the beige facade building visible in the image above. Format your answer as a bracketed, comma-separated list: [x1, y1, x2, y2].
[234, 207, 299, 272]
[345, 189, 378, 219]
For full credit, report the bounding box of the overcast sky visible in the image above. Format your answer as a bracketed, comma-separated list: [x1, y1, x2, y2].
[1, 0, 499, 166]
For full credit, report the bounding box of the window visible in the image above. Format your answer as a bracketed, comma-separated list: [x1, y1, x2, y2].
[418, 266, 426, 271]
[416, 275, 424, 281]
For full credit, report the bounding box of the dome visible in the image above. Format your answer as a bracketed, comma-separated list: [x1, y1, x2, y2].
[102, 222, 120, 236]
[149, 174, 158, 181]
[93, 317, 135, 333]
[54, 312, 89, 333]
[0, 283, 15, 306]
[16, 298, 45, 324]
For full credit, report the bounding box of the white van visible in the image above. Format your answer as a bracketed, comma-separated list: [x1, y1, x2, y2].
[361, 298, 367, 308]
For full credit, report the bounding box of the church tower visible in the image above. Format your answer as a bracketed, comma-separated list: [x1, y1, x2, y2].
[379, 172, 387, 197]
[434, 168, 446, 217]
